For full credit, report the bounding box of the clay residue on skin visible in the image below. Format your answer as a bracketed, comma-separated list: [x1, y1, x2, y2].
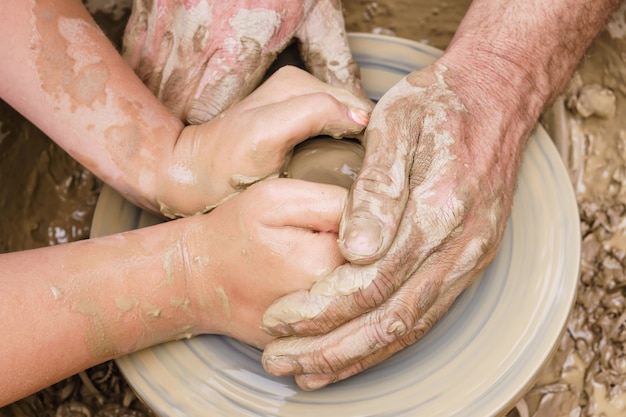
[356, 66, 467, 253]
[71, 300, 117, 360]
[161, 1, 214, 106]
[162, 242, 181, 286]
[103, 123, 141, 159]
[262, 291, 334, 332]
[404, 68, 468, 244]
[50, 285, 63, 300]
[115, 295, 137, 312]
[214, 285, 231, 320]
[262, 263, 379, 331]
[169, 296, 191, 310]
[145, 306, 161, 319]
[311, 263, 379, 297]
[186, 7, 281, 123]
[298, 1, 354, 86]
[229, 9, 281, 49]
[228, 173, 272, 191]
[33, 7, 110, 111]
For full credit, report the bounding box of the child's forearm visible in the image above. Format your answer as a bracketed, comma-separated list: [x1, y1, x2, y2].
[0, 0, 184, 213]
[0, 220, 207, 405]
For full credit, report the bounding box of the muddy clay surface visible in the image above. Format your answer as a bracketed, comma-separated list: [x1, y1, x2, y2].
[1, 1, 626, 416]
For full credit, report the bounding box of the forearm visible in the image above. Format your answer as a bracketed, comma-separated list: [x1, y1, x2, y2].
[434, 0, 620, 182]
[0, 220, 210, 405]
[444, 0, 620, 111]
[0, 0, 183, 213]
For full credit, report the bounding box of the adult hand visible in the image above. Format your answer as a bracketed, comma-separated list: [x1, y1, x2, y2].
[123, 0, 368, 124]
[261, 62, 531, 389]
[155, 65, 371, 218]
[184, 178, 348, 349]
[259, 0, 619, 388]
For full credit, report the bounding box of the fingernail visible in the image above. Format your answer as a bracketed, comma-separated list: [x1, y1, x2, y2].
[302, 374, 336, 390]
[343, 218, 381, 257]
[264, 356, 295, 375]
[349, 108, 370, 126]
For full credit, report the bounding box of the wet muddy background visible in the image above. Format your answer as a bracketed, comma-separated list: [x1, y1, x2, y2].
[1, 1, 626, 416]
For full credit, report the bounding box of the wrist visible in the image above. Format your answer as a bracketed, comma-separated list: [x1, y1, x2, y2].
[103, 224, 205, 350]
[156, 125, 221, 219]
[158, 216, 222, 336]
[438, 43, 546, 136]
[435, 0, 621, 170]
[432, 52, 536, 184]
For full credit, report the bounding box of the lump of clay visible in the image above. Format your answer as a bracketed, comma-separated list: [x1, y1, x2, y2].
[287, 136, 365, 189]
[568, 84, 616, 118]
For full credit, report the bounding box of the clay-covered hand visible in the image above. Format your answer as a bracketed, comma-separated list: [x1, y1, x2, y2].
[261, 62, 532, 389]
[155, 65, 371, 218]
[123, 0, 367, 124]
[182, 178, 347, 349]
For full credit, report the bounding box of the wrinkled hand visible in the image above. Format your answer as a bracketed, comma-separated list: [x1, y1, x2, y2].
[184, 178, 347, 349]
[261, 63, 528, 389]
[156, 65, 371, 218]
[124, 0, 367, 124]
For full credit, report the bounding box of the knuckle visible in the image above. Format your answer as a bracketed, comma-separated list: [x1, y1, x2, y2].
[367, 307, 416, 349]
[353, 164, 407, 202]
[308, 92, 345, 114]
[314, 346, 350, 374]
[380, 301, 423, 340]
[366, 320, 399, 349]
[351, 266, 397, 310]
[400, 320, 432, 348]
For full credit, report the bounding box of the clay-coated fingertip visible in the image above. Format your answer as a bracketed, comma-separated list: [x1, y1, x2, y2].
[298, 374, 336, 391]
[264, 355, 302, 376]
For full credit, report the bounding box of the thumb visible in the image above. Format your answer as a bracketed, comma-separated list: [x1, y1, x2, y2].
[339, 126, 410, 264]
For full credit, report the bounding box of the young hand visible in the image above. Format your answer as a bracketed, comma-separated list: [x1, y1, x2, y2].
[155, 66, 372, 218]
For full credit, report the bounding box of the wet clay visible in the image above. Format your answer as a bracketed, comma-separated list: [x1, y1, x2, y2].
[287, 136, 365, 189]
[528, 10, 626, 415]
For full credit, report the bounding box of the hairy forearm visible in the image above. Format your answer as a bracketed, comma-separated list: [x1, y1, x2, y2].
[441, 0, 617, 129]
[444, 0, 620, 115]
[436, 0, 621, 180]
[0, 0, 183, 213]
[0, 220, 208, 406]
